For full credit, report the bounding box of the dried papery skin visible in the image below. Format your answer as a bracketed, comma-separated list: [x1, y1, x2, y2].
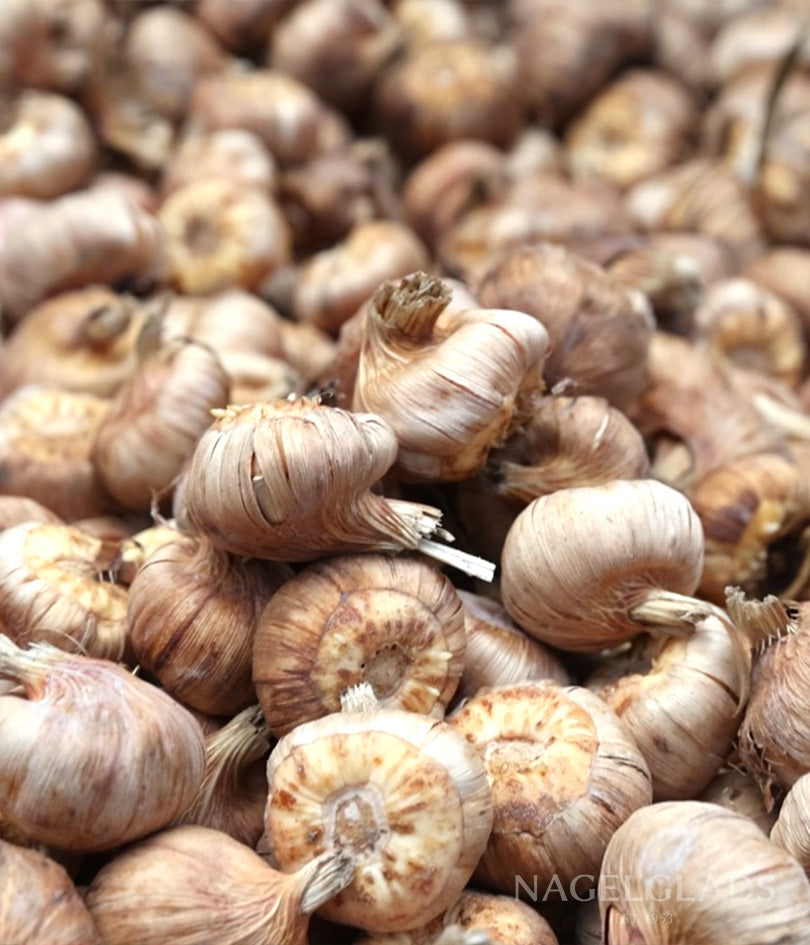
[0, 386, 110, 521]
[269, 0, 400, 114]
[86, 824, 355, 945]
[487, 395, 650, 501]
[374, 39, 524, 159]
[455, 589, 569, 702]
[727, 590, 810, 804]
[694, 278, 806, 388]
[175, 704, 271, 847]
[182, 398, 494, 580]
[771, 773, 810, 874]
[88, 169, 159, 214]
[710, 6, 810, 85]
[0, 839, 102, 945]
[92, 334, 230, 510]
[445, 889, 559, 945]
[0, 189, 165, 324]
[125, 6, 226, 121]
[0, 521, 128, 660]
[159, 179, 291, 295]
[448, 681, 652, 898]
[0, 90, 95, 199]
[128, 532, 291, 715]
[0, 637, 206, 851]
[264, 704, 493, 932]
[744, 247, 810, 340]
[292, 220, 429, 335]
[564, 68, 697, 190]
[0, 287, 145, 399]
[393, 0, 471, 45]
[277, 320, 337, 386]
[500, 479, 707, 653]
[691, 453, 810, 604]
[626, 157, 766, 268]
[196, 0, 294, 54]
[253, 552, 466, 734]
[437, 172, 634, 284]
[0, 496, 62, 531]
[162, 129, 277, 199]
[592, 613, 751, 799]
[279, 140, 402, 254]
[476, 243, 653, 414]
[18, 0, 109, 94]
[403, 139, 507, 249]
[599, 800, 810, 944]
[651, 7, 713, 94]
[113, 521, 182, 584]
[353, 271, 548, 482]
[225, 352, 304, 404]
[0, 0, 45, 87]
[189, 69, 338, 167]
[698, 767, 778, 835]
[508, 0, 652, 128]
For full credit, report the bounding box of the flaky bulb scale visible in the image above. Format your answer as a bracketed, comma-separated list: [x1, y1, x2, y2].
[599, 801, 810, 944]
[128, 532, 291, 715]
[0, 839, 102, 945]
[353, 271, 548, 482]
[771, 774, 810, 876]
[263, 695, 494, 932]
[448, 681, 652, 899]
[183, 397, 493, 578]
[500, 479, 706, 652]
[85, 825, 355, 945]
[0, 521, 128, 660]
[0, 637, 206, 851]
[92, 333, 230, 510]
[253, 552, 466, 734]
[697, 767, 778, 836]
[590, 612, 751, 799]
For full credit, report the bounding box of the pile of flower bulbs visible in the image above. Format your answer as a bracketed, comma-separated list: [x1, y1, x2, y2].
[3, 1, 810, 943]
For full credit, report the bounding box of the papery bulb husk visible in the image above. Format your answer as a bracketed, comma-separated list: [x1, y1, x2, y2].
[0, 636, 206, 851]
[92, 334, 231, 510]
[263, 704, 493, 932]
[500, 479, 706, 653]
[744, 246, 810, 339]
[771, 773, 810, 875]
[564, 67, 697, 190]
[254, 552, 466, 734]
[599, 800, 810, 944]
[158, 179, 291, 295]
[625, 157, 766, 268]
[455, 589, 569, 702]
[392, 0, 472, 46]
[129, 531, 292, 715]
[402, 139, 507, 249]
[71, 513, 145, 573]
[697, 766, 778, 835]
[195, 0, 291, 53]
[189, 68, 336, 167]
[113, 520, 182, 584]
[292, 220, 429, 336]
[175, 704, 270, 848]
[86, 824, 355, 945]
[0, 386, 110, 520]
[0, 496, 62, 530]
[592, 613, 751, 800]
[0, 838, 102, 945]
[0, 89, 96, 199]
[223, 352, 304, 405]
[475, 243, 653, 414]
[636, 373, 789, 494]
[183, 398, 444, 561]
[487, 394, 650, 501]
[124, 5, 226, 120]
[277, 319, 337, 387]
[0, 189, 165, 323]
[161, 128, 277, 199]
[727, 589, 810, 805]
[0, 286, 145, 399]
[448, 681, 652, 899]
[373, 39, 524, 159]
[694, 277, 806, 389]
[709, 5, 810, 84]
[353, 271, 548, 482]
[268, 0, 400, 114]
[690, 452, 810, 604]
[437, 171, 635, 285]
[0, 521, 128, 660]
